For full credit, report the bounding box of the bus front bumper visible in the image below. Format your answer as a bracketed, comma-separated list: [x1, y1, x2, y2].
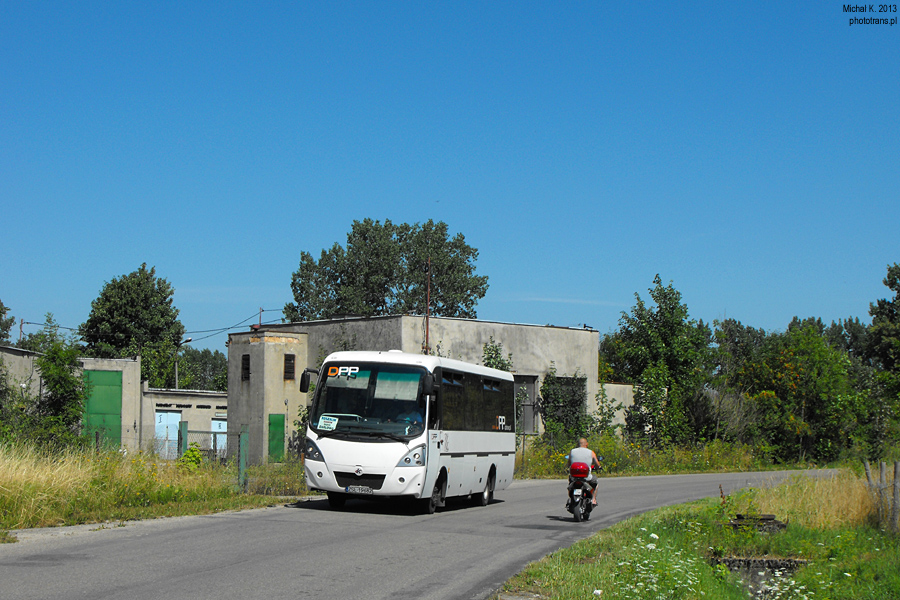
[305, 460, 428, 498]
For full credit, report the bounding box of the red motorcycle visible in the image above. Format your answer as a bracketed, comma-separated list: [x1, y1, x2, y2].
[565, 461, 594, 522]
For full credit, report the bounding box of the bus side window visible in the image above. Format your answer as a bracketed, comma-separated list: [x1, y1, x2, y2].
[428, 388, 441, 429]
[441, 371, 465, 430]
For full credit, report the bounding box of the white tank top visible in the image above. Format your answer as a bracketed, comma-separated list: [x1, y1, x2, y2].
[570, 447, 593, 465]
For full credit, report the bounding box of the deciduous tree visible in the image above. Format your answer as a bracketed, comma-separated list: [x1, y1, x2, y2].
[866, 262, 900, 452]
[180, 346, 228, 391]
[17, 313, 71, 354]
[600, 275, 712, 446]
[0, 299, 14, 345]
[284, 219, 488, 321]
[80, 264, 186, 384]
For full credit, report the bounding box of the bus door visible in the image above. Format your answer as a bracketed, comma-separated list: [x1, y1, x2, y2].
[423, 371, 443, 501]
[425, 428, 442, 499]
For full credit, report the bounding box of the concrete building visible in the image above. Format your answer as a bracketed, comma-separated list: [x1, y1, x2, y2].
[226, 315, 613, 464]
[0, 346, 226, 455]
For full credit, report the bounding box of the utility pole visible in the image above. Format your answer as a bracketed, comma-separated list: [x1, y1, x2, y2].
[425, 257, 431, 355]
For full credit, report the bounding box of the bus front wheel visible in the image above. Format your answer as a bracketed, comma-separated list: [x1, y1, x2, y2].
[423, 479, 443, 514]
[327, 492, 347, 509]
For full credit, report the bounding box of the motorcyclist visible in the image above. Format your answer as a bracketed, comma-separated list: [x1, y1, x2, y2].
[568, 437, 601, 505]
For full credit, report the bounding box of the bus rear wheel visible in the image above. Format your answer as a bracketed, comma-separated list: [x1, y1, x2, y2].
[478, 470, 495, 506]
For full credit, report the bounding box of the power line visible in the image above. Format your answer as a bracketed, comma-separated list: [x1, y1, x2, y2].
[17, 309, 286, 345]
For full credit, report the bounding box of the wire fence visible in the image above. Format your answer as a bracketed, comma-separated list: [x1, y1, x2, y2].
[864, 460, 900, 533]
[186, 430, 228, 462]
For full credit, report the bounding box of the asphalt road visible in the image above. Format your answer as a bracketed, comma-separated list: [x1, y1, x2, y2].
[0, 470, 831, 600]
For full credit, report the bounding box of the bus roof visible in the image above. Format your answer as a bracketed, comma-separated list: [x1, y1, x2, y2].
[321, 350, 515, 382]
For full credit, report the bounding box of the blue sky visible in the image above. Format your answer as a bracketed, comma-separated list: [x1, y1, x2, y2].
[2, 2, 898, 352]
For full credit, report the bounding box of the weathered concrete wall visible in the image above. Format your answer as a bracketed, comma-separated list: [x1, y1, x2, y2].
[0, 345, 42, 397]
[287, 318, 405, 360]
[601, 382, 635, 427]
[404, 316, 601, 413]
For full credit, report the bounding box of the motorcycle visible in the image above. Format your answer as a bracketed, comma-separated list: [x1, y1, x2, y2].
[565, 461, 594, 522]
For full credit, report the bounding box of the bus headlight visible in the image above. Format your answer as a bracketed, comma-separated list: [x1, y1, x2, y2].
[305, 439, 325, 462]
[396, 445, 425, 467]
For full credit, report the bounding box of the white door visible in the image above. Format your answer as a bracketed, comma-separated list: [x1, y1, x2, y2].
[211, 418, 227, 459]
[155, 411, 181, 459]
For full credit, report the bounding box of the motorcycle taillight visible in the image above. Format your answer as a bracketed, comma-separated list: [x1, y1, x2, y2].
[569, 462, 590, 478]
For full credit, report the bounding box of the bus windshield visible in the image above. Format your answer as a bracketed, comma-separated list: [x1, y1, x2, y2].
[309, 363, 427, 439]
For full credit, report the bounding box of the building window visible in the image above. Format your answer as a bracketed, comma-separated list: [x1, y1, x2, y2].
[284, 354, 296, 380]
[241, 354, 250, 381]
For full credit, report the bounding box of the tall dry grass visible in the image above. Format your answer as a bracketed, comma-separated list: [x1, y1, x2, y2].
[0, 442, 238, 530]
[745, 469, 881, 529]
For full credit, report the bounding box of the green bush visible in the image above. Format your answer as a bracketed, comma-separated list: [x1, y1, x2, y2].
[177, 442, 204, 472]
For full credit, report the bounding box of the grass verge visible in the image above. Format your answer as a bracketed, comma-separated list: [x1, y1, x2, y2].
[498, 469, 900, 599]
[0, 442, 310, 541]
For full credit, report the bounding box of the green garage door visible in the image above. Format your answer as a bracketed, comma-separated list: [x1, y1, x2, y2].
[84, 370, 122, 447]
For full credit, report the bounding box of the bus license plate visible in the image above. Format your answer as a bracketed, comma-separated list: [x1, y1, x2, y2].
[347, 486, 373, 495]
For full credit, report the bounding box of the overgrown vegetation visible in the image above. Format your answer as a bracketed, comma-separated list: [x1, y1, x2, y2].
[499, 469, 900, 599]
[515, 433, 775, 479]
[599, 265, 900, 465]
[0, 443, 308, 540]
[0, 340, 90, 449]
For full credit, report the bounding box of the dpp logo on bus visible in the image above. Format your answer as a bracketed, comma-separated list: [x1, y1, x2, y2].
[327, 366, 360, 378]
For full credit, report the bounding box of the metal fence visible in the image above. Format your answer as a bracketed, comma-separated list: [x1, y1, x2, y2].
[186, 430, 228, 462]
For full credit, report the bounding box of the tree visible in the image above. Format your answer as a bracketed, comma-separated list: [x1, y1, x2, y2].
[17, 313, 71, 354]
[79, 264, 185, 383]
[868, 263, 900, 374]
[482, 336, 514, 372]
[746, 326, 861, 462]
[33, 341, 89, 442]
[0, 299, 14, 345]
[538, 365, 594, 449]
[284, 219, 488, 322]
[866, 262, 900, 452]
[600, 275, 713, 446]
[80, 264, 185, 358]
[1, 338, 89, 448]
[710, 319, 768, 444]
[180, 346, 228, 391]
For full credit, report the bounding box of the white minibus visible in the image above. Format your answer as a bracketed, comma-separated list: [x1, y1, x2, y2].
[301, 350, 515, 512]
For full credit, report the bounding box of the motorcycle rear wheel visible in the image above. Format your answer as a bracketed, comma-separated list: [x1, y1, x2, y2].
[572, 500, 583, 522]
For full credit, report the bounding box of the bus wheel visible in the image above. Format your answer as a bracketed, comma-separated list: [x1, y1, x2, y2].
[327, 492, 347, 509]
[423, 480, 442, 514]
[478, 470, 495, 506]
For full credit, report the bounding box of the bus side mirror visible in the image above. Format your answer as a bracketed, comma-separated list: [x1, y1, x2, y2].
[419, 372, 435, 409]
[299, 368, 317, 393]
